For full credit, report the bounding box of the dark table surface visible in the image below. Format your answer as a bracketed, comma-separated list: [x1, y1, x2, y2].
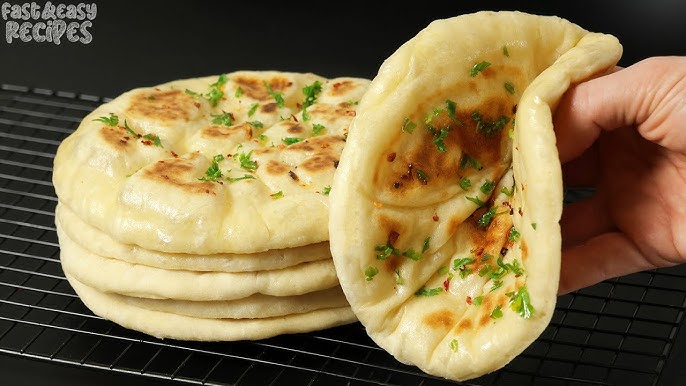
[2, 1, 686, 385]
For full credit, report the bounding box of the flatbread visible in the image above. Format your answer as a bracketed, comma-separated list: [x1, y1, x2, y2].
[103, 286, 348, 319]
[328, 11, 622, 381]
[57, 222, 339, 301]
[55, 202, 330, 272]
[52, 71, 370, 254]
[66, 273, 356, 341]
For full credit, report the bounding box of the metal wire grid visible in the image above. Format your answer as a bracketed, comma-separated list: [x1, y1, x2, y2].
[0, 84, 684, 386]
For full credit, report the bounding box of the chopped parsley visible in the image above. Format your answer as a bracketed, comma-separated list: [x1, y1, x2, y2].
[490, 305, 503, 319]
[270, 191, 284, 199]
[449, 339, 459, 352]
[471, 111, 510, 137]
[438, 266, 450, 275]
[401, 117, 417, 134]
[123, 120, 137, 137]
[93, 113, 119, 126]
[248, 103, 259, 117]
[503, 45, 510, 57]
[282, 137, 303, 146]
[480, 180, 496, 195]
[466, 196, 485, 206]
[258, 134, 268, 143]
[415, 286, 443, 297]
[490, 279, 503, 292]
[459, 177, 471, 191]
[459, 153, 482, 170]
[508, 226, 521, 242]
[312, 123, 326, 136]
[508, 286, 535, 319]
[424, 107, 444, 125]
[470, 61, 491, 77]
[375, 243, 399, 260]
[432, 127, 450, 152]
[301, 80, 323, 121]
[364, 266, 379, 281]
[402, 248, 423, 261]
[395, 269, 404, 285]
[141, 133, 162, 147]
[416, 169, 429, 184]
[422, 237, 430, 253]
[477, 206, 501, 228]
[322, 185, 331, 195]
[235, 87, 244, 98]
[207, 74, 228, 107]
[500, 185, 514, 196]
[211, 111, 234, 126]
[473, 295, 484, 305]
[226, 174, 255, 183]
[504, 82, 516, 95]
[248, 120, 264, 128]
[263, 81, 285, 108]
[237, 151, 257, 171]
[532, 223, 537, 230]
[199, 154, 225, 182]
[452, 257, 474, 279]
[445, 99, 461, 126]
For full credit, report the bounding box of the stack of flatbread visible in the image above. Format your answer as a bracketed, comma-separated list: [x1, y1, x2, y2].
[52, 70, 370, 341]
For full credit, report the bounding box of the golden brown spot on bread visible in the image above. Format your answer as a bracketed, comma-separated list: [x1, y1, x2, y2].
[284, 122, 305, 134]
[100, 126, 131, 148]
[127, 89, 195, 121]
[142, 154, 217, 195]
[235, 75, 293, 101]
[264, 160, 290, 176]
[301, 154, 339, 173]
[261, 103, 278, 113]
[201, 124, 253, 141]
[456, 318, 473, 332]
[423, 309, 455, 331]
[329, 80, 358, 97]
[521, 239, 528, 262]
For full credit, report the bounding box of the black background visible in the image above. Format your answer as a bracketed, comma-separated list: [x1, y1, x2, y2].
[1, 1, 686, 385]
[2, 0, 686, 98]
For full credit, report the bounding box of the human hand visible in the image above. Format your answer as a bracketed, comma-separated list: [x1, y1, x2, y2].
[553, 56, 686, 295]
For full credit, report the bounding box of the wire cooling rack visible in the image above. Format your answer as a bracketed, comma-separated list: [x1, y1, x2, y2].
[1, 84, 685, 386]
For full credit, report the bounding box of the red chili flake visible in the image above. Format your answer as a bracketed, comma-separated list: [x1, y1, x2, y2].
[400, 163, 413, 180]
[119, 139, 127, 144]
[194, 102, 201, 108]
[141, 140, 152, 146]
[170, 150, 179, 158]
[387, 152, 396, 162]
[503, 201, 514, 215]
[443, 278, 451, 291]
[393, 181, 402, 189]
[512, 104, 518, 114]
[518, 207, 524, 216]
[288, 171, 299, 181]
[432, 214, 439, 222]
[474, 246, 484, 256]
[346, 110, 356, 117]
[466, 296, 473, 305]
[388, 230, 400, 246]
[290, 114, 298, 122]
[333, 160, 339, 168]
[500, 247, 508, 256]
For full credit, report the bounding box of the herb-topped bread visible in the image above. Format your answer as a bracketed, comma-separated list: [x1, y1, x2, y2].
[53, 71, 370, 255]
[328, 10, 622, 381]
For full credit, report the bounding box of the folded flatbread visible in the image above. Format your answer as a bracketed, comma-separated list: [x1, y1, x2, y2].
[53, 71, 370, 254]
[328, 11, 622, 381]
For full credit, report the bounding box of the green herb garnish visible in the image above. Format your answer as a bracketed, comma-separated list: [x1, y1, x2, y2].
[282, 137, 303, 146]
[301, 80, 322, 121]
[312, 123, 326, 136]
[235, 87, 244, 98]
[445, 99, 461, 126]
[416, 169, 429, 184]
[508, 226, 521, 242]
[466, 196, 485, 206]
[270, 191, 284, 199]
[504, 82, 515, 95]
[422, 237, 430, 253]
[402, 117, 417, 134]
[470, 61, 491, 77]
[226, 174, 255, 183]
[473, 295, 484, 305]
[503, 45, 510, 57]
[248, 103, 259, 117]
[459, 153, 482, 170]
[375, 243, 399, 260]
[480, 180, 495, 195]
[199, 154, 225, 182]
[395, 269, 404, 285]
[471, 111, 510, 137]
[93, 113, 119, 126]
[207, 74, 228, 107]
[432, 127, 450, 153]
[142, 133, 163, 147]
[211, 112, 234, 126]
[490, 305, 503, 319]
[248, 121, 264, 128]
[364, 266, 379, 281]
[458, 177, 471, 191]
[508, 286, 535, 319]
[415, 286, 443, 297]
[237, 151, 257, 171]
[402, 248, 423, 261]
[322, 185, 331, 195]
[264, 81, 285, 108]
[449, 339, 459, 352]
